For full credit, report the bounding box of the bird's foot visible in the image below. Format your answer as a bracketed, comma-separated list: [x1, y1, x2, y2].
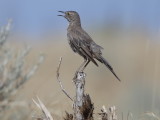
[72, 70, 79, 82]
[72, 70, 84, 83]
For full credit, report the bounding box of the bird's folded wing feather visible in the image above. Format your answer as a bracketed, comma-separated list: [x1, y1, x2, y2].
[68, 29, 98, 66]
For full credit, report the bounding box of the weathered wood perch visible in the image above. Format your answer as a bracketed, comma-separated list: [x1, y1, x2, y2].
[73, 72, 86, 120]
[73, 71, 94, 120]
[56, 58, 94, 120]
[32, 57, 119, 120]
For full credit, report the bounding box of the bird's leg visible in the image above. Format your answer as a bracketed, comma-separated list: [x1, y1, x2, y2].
[73, 59, 87, 81]
[76, 59, 87, 73]
[81, 60, 90, 72]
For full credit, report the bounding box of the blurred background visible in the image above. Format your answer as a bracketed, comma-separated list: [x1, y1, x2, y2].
[1, 0, 160, 119]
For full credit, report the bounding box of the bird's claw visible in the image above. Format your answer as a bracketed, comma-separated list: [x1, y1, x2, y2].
[72, 70, 84, 83]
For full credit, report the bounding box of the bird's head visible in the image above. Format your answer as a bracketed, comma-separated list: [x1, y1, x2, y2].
[58, 11, 81, 24]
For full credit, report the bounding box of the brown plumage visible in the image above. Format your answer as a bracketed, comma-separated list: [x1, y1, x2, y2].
[58, 11, 120, 81]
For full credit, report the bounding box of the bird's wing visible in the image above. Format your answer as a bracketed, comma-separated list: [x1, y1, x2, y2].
[67, 29, 98, 66]
[78, 29, 104, 59]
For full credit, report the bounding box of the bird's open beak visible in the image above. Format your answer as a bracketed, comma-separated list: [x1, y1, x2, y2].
[58, 11, 65, 17]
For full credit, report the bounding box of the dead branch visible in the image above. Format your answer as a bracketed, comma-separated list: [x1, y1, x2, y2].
[32, 96, 53, 120]
[73, 71, 94, 120]
[73, 72, 85, 120]
[127, 111, 133, 120]
[56, 57, 73, 101]
[81, 94, 94, 120]
[64, 111, 73, 120]
[56, 57, 94, 120]
[99, 106, 117, 120]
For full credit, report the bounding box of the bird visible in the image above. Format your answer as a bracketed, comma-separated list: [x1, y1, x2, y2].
[58, 11, 120, 81]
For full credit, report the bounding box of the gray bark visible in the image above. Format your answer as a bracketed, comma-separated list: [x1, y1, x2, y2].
[73, 72, 86, 120]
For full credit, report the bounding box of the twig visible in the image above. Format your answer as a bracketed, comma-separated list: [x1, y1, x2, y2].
[98, 106, 117, 120]
[140, 112, 160, 120]
[56, 57, 73, 101]
[127, 111, 133, 120]
[32, 96, 53, 120]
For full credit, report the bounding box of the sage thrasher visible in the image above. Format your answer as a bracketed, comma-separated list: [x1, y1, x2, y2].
[58, 11, 120, 81]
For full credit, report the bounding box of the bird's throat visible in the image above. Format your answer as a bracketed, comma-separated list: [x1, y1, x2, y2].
[69, 20, 81, 28]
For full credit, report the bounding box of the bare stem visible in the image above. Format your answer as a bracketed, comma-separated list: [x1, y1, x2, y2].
[56, 57, 73, 101]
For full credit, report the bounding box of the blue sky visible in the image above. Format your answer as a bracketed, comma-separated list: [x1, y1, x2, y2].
[0, 0, 160, 36]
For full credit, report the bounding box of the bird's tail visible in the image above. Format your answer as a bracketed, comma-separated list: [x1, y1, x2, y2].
[99, 56, 121, 81]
